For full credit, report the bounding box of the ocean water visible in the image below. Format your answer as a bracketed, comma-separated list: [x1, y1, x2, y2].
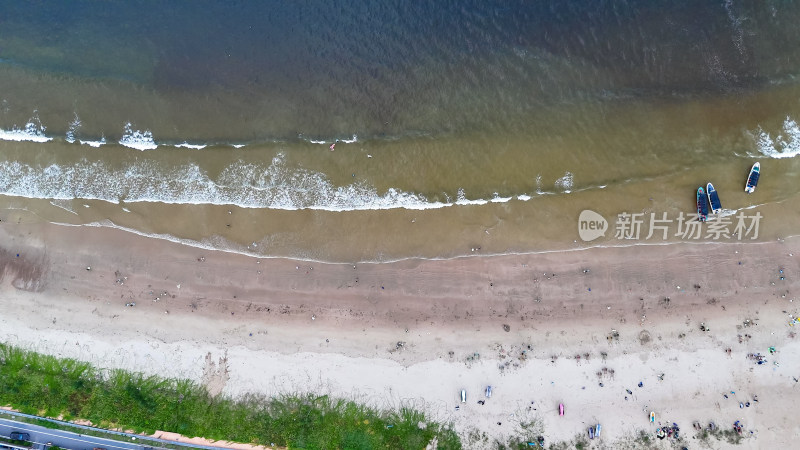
[1, 0, 800, 261]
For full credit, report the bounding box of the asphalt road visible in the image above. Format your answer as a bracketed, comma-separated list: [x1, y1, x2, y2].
[0, 418, 151, 450]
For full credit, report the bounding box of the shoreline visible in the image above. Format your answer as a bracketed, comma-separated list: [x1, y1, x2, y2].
[1, 220, 799, 447]
[39, 214, 800, 266]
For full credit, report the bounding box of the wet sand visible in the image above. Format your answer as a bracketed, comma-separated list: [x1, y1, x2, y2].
[1, 220, 799, 448]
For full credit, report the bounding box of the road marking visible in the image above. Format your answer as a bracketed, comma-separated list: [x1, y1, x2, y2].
[0, 421, 139, 450]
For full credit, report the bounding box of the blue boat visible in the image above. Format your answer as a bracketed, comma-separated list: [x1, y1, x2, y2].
[745, 162, 760, 193]
[697, 187, 708, 221]
[706, 182, 722, 214]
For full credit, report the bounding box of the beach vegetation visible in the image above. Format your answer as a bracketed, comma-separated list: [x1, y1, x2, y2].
[502, 418, 544, 449]
[0, 343, 461, 449]
[463, 428, 490, 448]
[709, 428, 743, 445]
[547, 433, 590, 450]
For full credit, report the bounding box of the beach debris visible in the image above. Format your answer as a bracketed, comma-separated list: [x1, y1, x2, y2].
[607, 329, 620, 342]
[502, 324, 511, 332]
[86, 266, 91, 271]
[699, 322, 709, 332]
[747, 352, 767, 365]
[114, 270, 127, 285]
[388, 341, 406, 354]
[638, 330, 652, 345]
[125, 302, 136, 307]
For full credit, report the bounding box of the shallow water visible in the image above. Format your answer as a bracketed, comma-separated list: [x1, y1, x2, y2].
[1, 1, 800, 261]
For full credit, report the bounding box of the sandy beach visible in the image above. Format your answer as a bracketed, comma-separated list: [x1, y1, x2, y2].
[1, 217, 799, 449]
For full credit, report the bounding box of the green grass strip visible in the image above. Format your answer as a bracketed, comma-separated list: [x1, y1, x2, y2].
[0, 343, 461, 449]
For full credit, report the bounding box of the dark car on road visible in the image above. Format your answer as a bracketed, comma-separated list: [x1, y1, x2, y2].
[10, 431, 31, 441]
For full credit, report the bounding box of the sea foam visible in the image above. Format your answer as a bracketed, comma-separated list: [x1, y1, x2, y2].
[0, 155, 437, 211]
[0, 150, 593, 210]
[119, 123, 158, 150]
[175, 142, 207, 149]
[755, 116, 800, 159]
[80, 137, 107, 148]
[555, 171, 574, 192]
[0, 112, 52, 143]
[65, 114, 81, 143]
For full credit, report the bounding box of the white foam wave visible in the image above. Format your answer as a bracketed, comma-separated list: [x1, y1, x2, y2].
[490, 193, 512, 203]
[0, 155, 595, 211]
[174, 142, 207, 149]
[118, 123, 157, 150]
[0, 155, 434, 211]
[80, 137, 106, 148]
[555, 171, 574, 193]
[65, 113, 81, 144]
[49, 199, 78, 215]
[452, 188, 489, 206]
[755, 116, 800, 159]
[231, 144, 246, 149]
[299, 133, 359, 145]
[0, 111, 52, 143]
